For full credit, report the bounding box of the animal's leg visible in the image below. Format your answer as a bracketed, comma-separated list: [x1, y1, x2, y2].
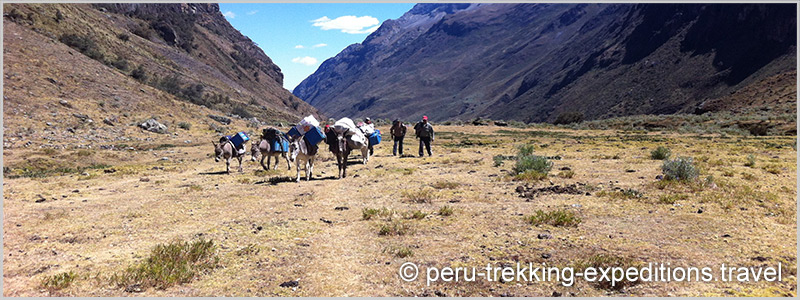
[307, 157, 314, 181]
[260, 153, 268, 171]
[226, 158, 230, 174]
[362, 147, 369, 164]
[238, 157, 243, 173]
[285, 153, 292, 170]
[295, 159, 301, 182]
[337, 155, 344, 178]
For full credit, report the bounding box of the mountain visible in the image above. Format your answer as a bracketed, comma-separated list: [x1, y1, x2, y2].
[293, 3, 796, 124]
[4, 3, 319, 124]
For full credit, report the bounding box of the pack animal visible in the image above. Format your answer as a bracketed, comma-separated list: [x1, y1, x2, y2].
[289, 135, 318, 182]
[250, 137, 291, 171]
[212, 138, 244, 173]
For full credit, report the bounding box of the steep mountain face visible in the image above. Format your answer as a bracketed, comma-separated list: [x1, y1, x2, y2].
[4, 3, 319, 123]
[293, 3, 796, 123]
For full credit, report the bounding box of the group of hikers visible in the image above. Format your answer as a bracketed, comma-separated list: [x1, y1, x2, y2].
[389, 115, 435, 157]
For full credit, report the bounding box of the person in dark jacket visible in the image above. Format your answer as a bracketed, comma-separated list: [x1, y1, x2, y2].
[390, 119, 407, 156]
[414, 116, 434, 157]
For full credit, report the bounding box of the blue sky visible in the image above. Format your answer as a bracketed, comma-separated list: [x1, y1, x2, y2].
[219, 3, 415, 91]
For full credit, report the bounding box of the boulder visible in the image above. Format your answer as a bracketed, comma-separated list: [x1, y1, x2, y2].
[139, 119, 167, 134]
[208, 114, 231, 125]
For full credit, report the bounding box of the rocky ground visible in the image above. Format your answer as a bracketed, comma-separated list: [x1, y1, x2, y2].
[2, 124, 796, 296]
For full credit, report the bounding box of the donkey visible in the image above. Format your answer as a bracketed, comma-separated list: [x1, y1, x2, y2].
[250, 138, 291, 171]
[289, 135, 318, 182]
[212, 138, 244, 173]
[325, 128, 369, 179]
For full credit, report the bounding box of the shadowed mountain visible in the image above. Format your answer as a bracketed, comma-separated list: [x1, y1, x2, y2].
[293, 3, 795, 123]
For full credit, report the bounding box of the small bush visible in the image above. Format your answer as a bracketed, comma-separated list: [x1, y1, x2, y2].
[178, 122, 192, 130]
[525, 209, 580, 227]
[518, 144, 536, 156]
[575, 254, 640, 290]
[438, 205, 454, 216]
[111, 239, 218, 291]
[117, 33, 130, 41]
[431, 181, 459, 189]
[553, 111, 584, 125]
[557, 170, 575, 178]
[401, 189, 436, 203]
[59, 34, 104, 60]
[650, 146, 671, 160]
[111, 57, 129, 71]
[362, 207, 392, 220]
[744, 154, 756, 167]
[41, 271, 77, 291]
[378, 221, 411, 236]
[513, 155, 552, 177]
[385, 246, 414, 258]
[130, 65, 147, 82]
[493, 155, 504, 167]
[658, 193, 687, 204]
[661, 157, 699, 181]
[404, 210, 427, 220]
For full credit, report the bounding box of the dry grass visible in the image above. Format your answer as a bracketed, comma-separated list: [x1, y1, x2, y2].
[109, 239, 218, 291]
[3, 124, 796, 297]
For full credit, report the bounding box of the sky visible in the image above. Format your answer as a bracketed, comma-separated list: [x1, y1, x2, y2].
[219, 3, 415, 92]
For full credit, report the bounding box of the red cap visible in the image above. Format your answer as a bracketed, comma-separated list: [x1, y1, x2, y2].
[422, 116, 428, 120]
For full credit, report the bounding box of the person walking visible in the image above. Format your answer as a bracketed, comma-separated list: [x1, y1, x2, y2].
[363, 117, 375, 155]
[414, 116, 434, 157]
[390, 119, 407, 156]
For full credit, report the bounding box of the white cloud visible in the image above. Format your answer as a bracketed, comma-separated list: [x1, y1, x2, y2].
[291, 56, 318, 66]
[312, 43, 328, 48]
[294, 45, 305, 49]
[311, 15, 380, 34]
[246, 10, 258, 15]
[223, 11, 236, 19]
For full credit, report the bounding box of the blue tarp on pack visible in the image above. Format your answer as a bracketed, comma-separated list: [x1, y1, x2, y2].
[230, 132, 249, 148]
[369, 129, 381, 145]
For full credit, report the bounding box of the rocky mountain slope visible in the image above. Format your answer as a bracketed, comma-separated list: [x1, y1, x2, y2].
[293, 3, 796, 124]
[4, 3, 319, 129]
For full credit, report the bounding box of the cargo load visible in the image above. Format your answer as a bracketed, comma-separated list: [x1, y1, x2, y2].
[333, 117, 358, 136]
[297, 115, 320, 135]
[303, 126, 326, 145]
[230, 132, 249, 148]
[369, 129, 382, 145]
[270, 139, 289, 153]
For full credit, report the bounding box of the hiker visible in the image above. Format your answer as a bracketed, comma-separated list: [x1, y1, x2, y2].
[363, 117, 376, 155]
[414, 115, 434, 157]
[390, 119, 407, 156]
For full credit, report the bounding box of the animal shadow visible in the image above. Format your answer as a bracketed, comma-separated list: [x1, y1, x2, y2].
[199, 171, 230, 175]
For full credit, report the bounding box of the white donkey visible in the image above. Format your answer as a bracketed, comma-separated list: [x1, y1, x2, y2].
[289, 135, 318, 182]
[250, 138, 291, 171]
[212, 138, 244, 173]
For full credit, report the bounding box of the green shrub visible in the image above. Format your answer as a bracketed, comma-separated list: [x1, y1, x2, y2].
[661, 157, 699, 181]
[493, 155, 504, 167]
[378, 221, 411, 236]
[553, 111, 584, 125]
[111, 239, 218, 291]
[518, 144, 536, 156]
[438, 205, 454, 216]
[178, 122, 191, 130]
[744, 154, 756, 167]
[650, 146, 671, 160]
[130, 65, 147, 82]
[525, 209, 580, 227]
[59, 34, 103, 60]
[41, 271, 77, 290]
[513, 155, 552, 176]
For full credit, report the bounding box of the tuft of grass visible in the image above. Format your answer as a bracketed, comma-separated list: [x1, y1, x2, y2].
[557, 170, 575, 178]
[362, 207, 392, 220]
[404, 210, 427, 220]
[384, 246, 414, 258]
[661, 157, 699, 181]
[438, 205, 454, 216]
[525, 209, 581, 227]
[514, 170, 549, 181]
[574, 253, 641, 290]
[650, 146, 671, 160]
[235, 244, 260, 257]
[493, 155, 505, 167]
[401, 188, 437, 204]
[378, 221, 412, 236]
[658, 193, 688, 205]
[518, 144, 536, 156]
[186, 184, 203, 192]
[178, 122, 192, 130]
[762, 164, 781, 175]
[41, 271, 78, 291]
[744, 154, 756, 167]
[389, 168, 416, 175]
[431, 180, 460, 189]
[110, 239, 218, 291]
